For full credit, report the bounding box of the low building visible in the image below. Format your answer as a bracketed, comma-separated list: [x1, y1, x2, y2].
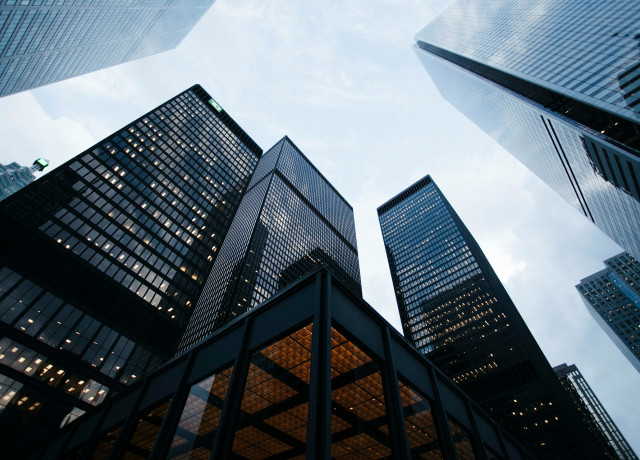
[30, 269, 530, 459]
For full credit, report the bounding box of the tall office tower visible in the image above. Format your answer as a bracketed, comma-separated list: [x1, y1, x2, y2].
[378, 175, 604, 458]
[414, 0, 640, 260]
[0, 158, 48, 201]
[0, 84, 261, 456]
[553, 363, 637, 459]
[0, 1, 214, 97]
[577, 252, 640, 373]
[180, 136, 361, 351]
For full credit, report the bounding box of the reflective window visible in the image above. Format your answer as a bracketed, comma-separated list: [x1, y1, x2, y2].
[330, 327, 391, 458]
[398, 378, 442, 459]
[0, 374, 43, 422]
[0, 278, 43, 323]
[180, 137, 360, 350]
[122, 399, 172, 458]
[0, 7, 220, 97]
[0, 267, 21, 296]
[60, 407, 86, 428]
[168, 366, 233, 459]
[0, 337, 64, 386]
[448, 417, 476, 459]
[231, 323, 313, 459]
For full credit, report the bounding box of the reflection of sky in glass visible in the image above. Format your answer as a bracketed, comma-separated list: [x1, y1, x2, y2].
[32, 89, 258, 323]
[379, 180, 481, 306]
[415, 47, 640, 261]
[609, 272, 640, 306]
[0, 1, 215, 96]
[416, 0, 640, 123]
[181, 138, 360, 351]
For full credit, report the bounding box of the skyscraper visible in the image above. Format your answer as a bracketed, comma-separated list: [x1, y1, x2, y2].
[553, 363, 637, 459]
[0, 84, 261, 456]
[0, 158, 48, 201]
[179, 136, 361, 351]
[577, 252, 640, 373]
[378, 175, 604, 458]
[0, 1, 215, 97]
[414, 0, 640, 260]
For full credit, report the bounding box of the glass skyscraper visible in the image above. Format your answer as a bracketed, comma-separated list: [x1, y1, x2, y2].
[179, 136, 361, 352]
[378, 175, 605, 458]
[577, 252, 640, 373]
[0, 158, 48, 201]
[0, 84, 261, 456]
[0, 0, 215, 97]
[553, 363, 637, 459]
[414, 0, 640, 260]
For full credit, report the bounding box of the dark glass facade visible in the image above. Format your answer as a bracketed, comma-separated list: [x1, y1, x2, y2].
[378, 175, 605, 458]
[31, 269, 531, 460]
[413, 0, 640, 261]
[179, 136, 361, 352]
[577, 252, 640, 373]
[0, 84, 261, 456]
[553, 363, 637, 459]
[0, 0, 214, 97]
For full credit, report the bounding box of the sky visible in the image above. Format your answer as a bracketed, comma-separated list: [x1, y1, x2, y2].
[0, 0, 638, 452]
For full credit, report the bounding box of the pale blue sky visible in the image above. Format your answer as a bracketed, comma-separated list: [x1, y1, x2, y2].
[0, 0, 637, 451]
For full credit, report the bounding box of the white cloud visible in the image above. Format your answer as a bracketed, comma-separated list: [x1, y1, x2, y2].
[0, 91, 95, 171]
[1, 0, 637, 451]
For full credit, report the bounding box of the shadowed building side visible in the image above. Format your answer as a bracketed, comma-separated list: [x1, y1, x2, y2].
[553, 363, 637, 459]
[179, 136, 361, 352]
[0, 84, 261, 457]
[378, 175, 606, 458]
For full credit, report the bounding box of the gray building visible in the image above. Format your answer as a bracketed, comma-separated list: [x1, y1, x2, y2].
[577, 252, 640, 373]
[414, 0, 640, 260]
[179, 136, 361, 352]
[0, 158, 47, 201]
[0, 1, 214, 97]
[378, 175, 605, 458]
[554, 363, 637, 459]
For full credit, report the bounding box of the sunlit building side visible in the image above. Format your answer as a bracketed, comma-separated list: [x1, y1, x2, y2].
[414, 0, 640, 260]
[0, 1, 215, 97]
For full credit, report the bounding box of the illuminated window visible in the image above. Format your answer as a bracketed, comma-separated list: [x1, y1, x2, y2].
[398, 378, 442, 458]
[448, 417, 476, 459]
[330, 327, 391, 458]
[231, 324, 313, 459]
